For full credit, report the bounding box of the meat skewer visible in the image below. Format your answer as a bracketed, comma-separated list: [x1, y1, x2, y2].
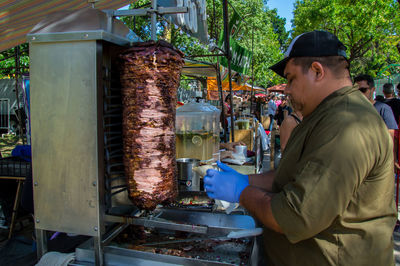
[120, 40, 184, 210]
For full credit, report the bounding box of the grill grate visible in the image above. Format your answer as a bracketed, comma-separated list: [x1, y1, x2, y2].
[103, 64, 128, 212]
[0, 157, 30, 177]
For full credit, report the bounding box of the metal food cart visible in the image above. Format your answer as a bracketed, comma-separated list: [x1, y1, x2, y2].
[28, 8, 262, 266]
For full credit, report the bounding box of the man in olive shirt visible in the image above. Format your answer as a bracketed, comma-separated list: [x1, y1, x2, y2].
[204, 30, 396, 265]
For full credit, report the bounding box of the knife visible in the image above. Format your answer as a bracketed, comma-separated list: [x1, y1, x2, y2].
[142, 227, 263, 246]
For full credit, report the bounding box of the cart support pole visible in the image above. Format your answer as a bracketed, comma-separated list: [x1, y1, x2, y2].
[151, 0, 157, 40]
[216, 63, 227, 142]
[222, 0, 234, 142]
[14, 46, 24, 143]
[250, 22, 254, 115]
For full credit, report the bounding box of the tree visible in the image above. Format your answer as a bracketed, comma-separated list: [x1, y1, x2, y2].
[121, 0, 286, 87]
[0, 44, 29, 79]
[291, 0, 400, 77]
[0, 0, 286, 87]
[267, 8, 290, 52]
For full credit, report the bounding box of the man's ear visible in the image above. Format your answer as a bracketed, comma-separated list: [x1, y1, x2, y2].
[309, 61, 325, 81]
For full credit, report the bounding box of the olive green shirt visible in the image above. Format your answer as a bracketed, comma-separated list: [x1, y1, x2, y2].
[265, 86, 396, 265]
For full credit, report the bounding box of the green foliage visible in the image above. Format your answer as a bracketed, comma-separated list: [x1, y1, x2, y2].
[292, 0, 400, 77]
[0, 1, 289, 88]
[0, 44, 29, 79]
[0, 133, 23, 158]
[267, 8, 290, 52]
[119, 0, 287, 87]
[228, 0, 287, 87]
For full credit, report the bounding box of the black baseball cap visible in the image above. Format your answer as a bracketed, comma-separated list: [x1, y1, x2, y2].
[269, 30, 347, 78]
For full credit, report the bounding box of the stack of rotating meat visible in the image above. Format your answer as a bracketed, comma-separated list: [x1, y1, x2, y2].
[120, 40, 184, 210]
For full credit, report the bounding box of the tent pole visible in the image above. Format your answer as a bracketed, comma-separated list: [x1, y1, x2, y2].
[151, 0, 157, 40]
[250, 20, 254, 116]
[223, 0, 234, 142]
[14, 46, 24, 144]
[216, 63, 227, 142]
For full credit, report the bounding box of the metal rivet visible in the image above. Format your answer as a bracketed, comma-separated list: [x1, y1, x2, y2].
[94, 226, 98, 231]
[34, 181, 38, 186]
[92, 181, 97, 186]
[36, 219, 40, 223]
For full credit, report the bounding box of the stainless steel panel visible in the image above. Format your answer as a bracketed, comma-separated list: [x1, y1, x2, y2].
[35, 229, 47, 259]
[27, 31, 132, 46]
[104, 215, 208, 234]
[75, 241, 241, 265]
[30, 40, 101, 236]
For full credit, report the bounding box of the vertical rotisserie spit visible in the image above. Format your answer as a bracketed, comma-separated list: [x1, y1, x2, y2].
[120, 40, 184, 210]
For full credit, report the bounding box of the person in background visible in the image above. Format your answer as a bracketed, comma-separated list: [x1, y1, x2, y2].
[383, 83, 400, 171]
[397, 83, 400, 98]
[279, 106, 302, 153]
[275, 96, 282, 107]
[274, 97, 292, 127]
[355, 77, 400, 171]
[204, 30, 396, 265]
[383, 83, 400, 125]
[267, 95, 277, 131]
[375, 95, 385, 102]
[223, 94, 234, 135]
[219, 141, 246, 159]
[354, 74, 398, 136]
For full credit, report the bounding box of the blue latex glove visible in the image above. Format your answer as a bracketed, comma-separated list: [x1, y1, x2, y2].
[203, 161, 249, 203]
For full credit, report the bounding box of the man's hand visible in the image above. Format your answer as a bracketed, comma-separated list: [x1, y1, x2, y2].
[395, 162, 400, 171]
[220, 141, 246, 151]
[220, 150, 234, 159]
[203, 161, 249, 203]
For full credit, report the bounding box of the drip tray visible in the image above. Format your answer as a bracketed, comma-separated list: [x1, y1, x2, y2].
[74, 234, 251, 265]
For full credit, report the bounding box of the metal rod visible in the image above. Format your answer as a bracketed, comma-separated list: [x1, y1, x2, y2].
[250, 19, 254, 115]
[222, 0, 234, 142]
[102, 223, 129, 246]
[108, 171, 125, 176]
[216, 63, 227, 142]
[106, 163, 124, 174]
[111, 187, 127, 196]
[186, 53, 226, 58]
[93, 235, 104, 266]
[105, 142, 122, 150]
[104, 215, 209, 234]
[105, 151, 123, 161]
[106, 148, 123, 156]
[104, 135, 121, 144]
[109, 176, 125, 182]
[8, 179, 23, 239]
[14, 46, 24, 143]
[103, 122, 122, 128]
[103, 113, 122, 119]
[36, 229, 48, 259]
[151, 0, 157, 40]
[105, 131, 123, 136]
[111, 7, 188, 17]
[111, 184, 127, 190]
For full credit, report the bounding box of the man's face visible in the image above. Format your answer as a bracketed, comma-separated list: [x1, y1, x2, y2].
[283, 59, 314, 115]
[355, 80, 374, 101]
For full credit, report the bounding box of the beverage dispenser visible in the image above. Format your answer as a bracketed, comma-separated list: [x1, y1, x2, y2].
[176, 101, 221, 161]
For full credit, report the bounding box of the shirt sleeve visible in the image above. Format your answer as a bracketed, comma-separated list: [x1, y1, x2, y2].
[382, 105, 398, 130]
[270, 112, 393, 243]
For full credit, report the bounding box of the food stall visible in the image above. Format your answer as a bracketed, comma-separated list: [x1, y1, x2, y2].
[27, 8, 261, 266]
